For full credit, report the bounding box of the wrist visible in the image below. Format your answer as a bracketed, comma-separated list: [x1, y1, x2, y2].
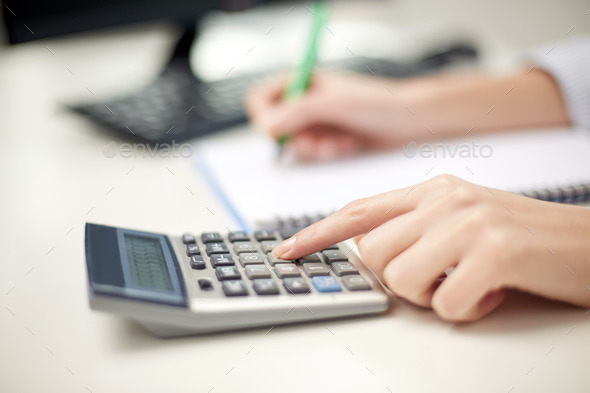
[397, 70, 569, 141]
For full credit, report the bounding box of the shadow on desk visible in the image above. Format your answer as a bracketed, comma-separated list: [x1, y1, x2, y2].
[104, 290, 583, 351]
[450, 290, 584, 335]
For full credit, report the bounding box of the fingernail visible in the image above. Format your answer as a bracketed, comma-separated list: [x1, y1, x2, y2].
[272, 236, 296, 259]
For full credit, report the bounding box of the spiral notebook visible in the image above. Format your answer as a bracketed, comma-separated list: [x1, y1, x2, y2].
[193, 126, 590, 231]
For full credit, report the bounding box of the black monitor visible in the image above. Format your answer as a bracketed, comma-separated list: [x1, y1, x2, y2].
[2, 0, 266, 44]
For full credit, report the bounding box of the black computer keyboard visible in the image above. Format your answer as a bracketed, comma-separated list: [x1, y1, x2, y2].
[73, 44, 477, 144]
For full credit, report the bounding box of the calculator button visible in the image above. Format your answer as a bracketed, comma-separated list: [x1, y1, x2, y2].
[322, 250, 348, 264]
[216, 266, 241, 281]
[279, 228, 298, 239]
[260, 240, 281, 254]
[186, 244, 201, 256]
[189, 255, 206, 270]
[245, 265, 271, 279]
[201, 232, 223, 243]
[233, 242, 258, 254]
[182, 233, 196, 244]
[206, 242, 229, 255]
[228, 231, 250, 242]
[222, 280, 248, 296]
[312, 276, 341, 292]
[254, 230, 277, 241]
[298, 253, 322, 263]
[283, 277, 310, 294]
[302, 263, 331, 277]
[341, 275, 371, 291]
[267, 255, 293, 266]
[332, 262, 359, 276]
[210, 253, 235, 267]
[274, 264, 301, 278]
[238, 253, 265, 266]
[252, 279, 280, 295]
[198, 278, 213, 290]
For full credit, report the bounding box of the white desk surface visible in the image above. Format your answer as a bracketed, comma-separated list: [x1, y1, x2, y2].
[1, 1, 589, 392]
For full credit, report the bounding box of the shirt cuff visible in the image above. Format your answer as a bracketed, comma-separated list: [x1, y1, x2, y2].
[524, 35, 590, 130]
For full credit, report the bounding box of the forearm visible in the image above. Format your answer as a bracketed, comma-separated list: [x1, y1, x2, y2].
[402, 69, 570, 139]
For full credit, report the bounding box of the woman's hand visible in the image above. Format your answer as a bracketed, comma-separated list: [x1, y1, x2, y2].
[246, 69, 568, 161]
[272, 175, 590, 321]
[246, 72, 424, 160]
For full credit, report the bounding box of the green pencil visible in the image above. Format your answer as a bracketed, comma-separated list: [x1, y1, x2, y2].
[277, 1, 328, 158]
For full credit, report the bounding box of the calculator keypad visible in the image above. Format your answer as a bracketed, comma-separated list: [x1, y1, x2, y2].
[227, 231, 250, 242]
[283, 277, 310, 294]
[233, 242, 257, 254]
[201, 232, 223, 244]
[312, 276, 341, 292]
[274, 264, 301, 278]
[182, 233, 196, 244]
[341, 275, 371, 291]
[186, 244, 201, 256]
[298, 253, 322, 263]
[254, 230, 277, 241]
[190, 255, 206, 270]
[222, 280, 248, 296]
[180, 231, 373, 298]
[238, 253, 265, 266]
[260, 240, 281, 254]
[198, 278, 213, 290]
[216, 266, 241, 281]
[206, 243, 228, 255]
[322, 250, 348, 264]
[267, 255, 291, 266]
[252, 279, 280, 295]
[302, 263, 330, 277]
[245, 265, 272, 279]
[210, 254, 235, 267]
[331, 262, 359, 276]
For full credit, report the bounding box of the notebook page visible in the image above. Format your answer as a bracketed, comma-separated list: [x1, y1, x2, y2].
[193, 126, 590, 230]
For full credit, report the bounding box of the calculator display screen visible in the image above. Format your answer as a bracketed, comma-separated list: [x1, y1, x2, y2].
[124, 234, 173, 292]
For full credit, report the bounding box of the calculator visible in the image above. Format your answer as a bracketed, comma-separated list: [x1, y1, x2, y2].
[84, 223, 389, 337]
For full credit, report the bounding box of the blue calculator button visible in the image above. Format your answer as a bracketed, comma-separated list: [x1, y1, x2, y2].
[312, 276, 341, 292]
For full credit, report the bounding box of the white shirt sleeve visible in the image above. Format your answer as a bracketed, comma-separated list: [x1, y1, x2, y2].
[525, 35, 590, 129]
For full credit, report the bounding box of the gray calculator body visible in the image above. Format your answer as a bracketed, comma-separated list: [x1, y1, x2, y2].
[84, 223, 390, 337]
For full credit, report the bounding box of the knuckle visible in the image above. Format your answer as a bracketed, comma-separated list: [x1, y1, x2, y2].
[430, 174, 461, 189]
[459, 204, 498, 231]
[448, 185, 481, 207]
[480, 228, 510, 254]
[477, 228, 515, 277]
